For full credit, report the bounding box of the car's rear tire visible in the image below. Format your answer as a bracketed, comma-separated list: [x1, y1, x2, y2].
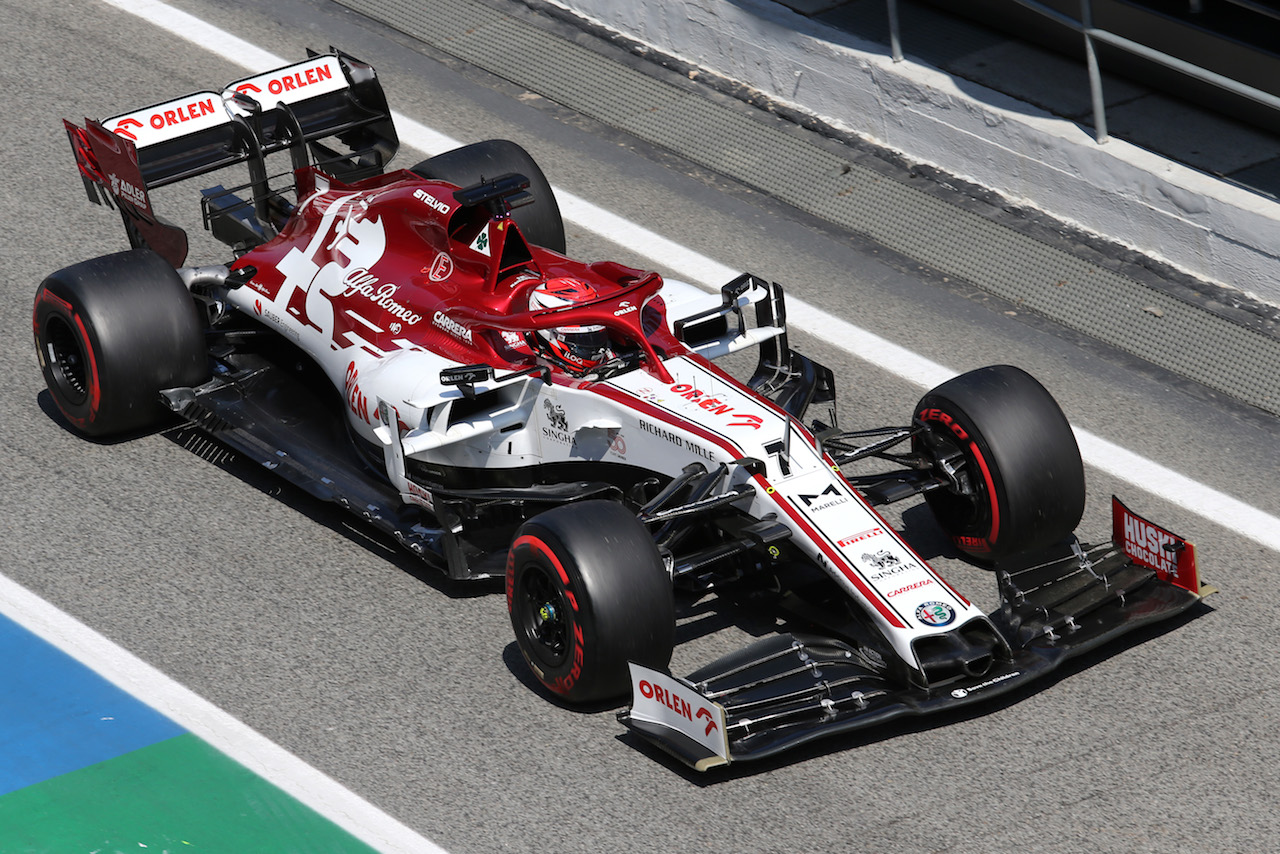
[33, 248, 207, 437]
[412, 139, 566, 254]
[914, 365, 1085, 563]
[507, 500, 674, 704]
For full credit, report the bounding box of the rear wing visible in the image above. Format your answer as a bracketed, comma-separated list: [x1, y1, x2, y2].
[64, 49, 398, 266]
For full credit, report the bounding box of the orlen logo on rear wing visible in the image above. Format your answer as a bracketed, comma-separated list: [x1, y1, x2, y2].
[65, 50, 396, 269]
[104, 91, 228, 149]
[223, 55, 348, 113]
[101, 56, 352, 150]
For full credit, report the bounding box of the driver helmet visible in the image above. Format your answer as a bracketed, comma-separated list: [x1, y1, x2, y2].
[528, 277, 609, 370]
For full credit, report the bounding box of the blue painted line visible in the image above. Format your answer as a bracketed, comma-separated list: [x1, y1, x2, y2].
[0, 615, 185, 795]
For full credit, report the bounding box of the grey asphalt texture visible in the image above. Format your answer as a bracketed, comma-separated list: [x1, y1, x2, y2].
[4, 0, 1280, 852]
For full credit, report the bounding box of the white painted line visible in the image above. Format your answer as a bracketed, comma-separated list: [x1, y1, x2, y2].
[0, 573, 448, 854]
[101, 0, 286, 71]
[1072, 430, 1280, 550]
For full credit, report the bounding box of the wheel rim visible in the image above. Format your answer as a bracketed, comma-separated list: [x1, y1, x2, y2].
[516, 564, 570, 669]
[919, 425, 990, 532]
[44, 316, 89, 405]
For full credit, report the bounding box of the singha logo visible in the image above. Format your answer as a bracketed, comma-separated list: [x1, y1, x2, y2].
[543, 399, 569, 431]
[863, 550, 902, 571]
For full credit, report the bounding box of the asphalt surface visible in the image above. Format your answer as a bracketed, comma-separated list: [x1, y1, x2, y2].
[5, 0, 1280, 852]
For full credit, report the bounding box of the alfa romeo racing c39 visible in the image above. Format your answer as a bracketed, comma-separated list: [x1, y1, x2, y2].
[35, 50, 1212, 771]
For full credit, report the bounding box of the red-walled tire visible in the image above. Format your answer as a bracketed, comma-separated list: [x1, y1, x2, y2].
[914, 365, 1085, 563]
[412, 139, 566, 254]
[507, 500, 674, 704]
[33, 248, 207, 437]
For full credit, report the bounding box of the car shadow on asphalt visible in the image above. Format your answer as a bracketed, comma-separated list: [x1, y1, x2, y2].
[147, 415, 506, 600]
[36, 389, 190, 446]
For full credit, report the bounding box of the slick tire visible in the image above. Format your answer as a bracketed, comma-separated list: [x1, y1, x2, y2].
[33, 248, 207, 437]
[507, 500, 675, 704]
[914, 365, 1085, 563]
[412, 139, 566, 254]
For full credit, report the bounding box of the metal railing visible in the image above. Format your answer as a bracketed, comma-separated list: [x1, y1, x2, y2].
[885, 0, 1280, 142]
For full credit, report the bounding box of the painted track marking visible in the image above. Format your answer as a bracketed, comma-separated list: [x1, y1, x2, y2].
[0, 572, 446, 853]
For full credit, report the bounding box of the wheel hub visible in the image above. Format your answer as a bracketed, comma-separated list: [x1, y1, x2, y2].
[519, 567, 568, 665]
[45, 318, 89, 404]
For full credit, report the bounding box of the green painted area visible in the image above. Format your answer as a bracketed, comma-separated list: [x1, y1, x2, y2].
[0, 733, 379, 853]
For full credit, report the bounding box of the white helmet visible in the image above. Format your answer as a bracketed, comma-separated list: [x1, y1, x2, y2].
[528, 277, 609, 370]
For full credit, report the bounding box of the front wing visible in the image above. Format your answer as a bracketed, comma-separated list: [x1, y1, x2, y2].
[619, 500, 1212, 770]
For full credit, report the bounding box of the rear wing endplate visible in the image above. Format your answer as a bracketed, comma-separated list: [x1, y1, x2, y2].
[64, 49, 398, 266]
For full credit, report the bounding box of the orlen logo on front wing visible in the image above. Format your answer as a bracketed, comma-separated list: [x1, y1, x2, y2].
[627, 662, 728, 763]
[636, 679, 719, 736]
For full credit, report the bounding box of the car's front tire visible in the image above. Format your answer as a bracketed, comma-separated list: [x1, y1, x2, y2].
[507, 500, 674, 704]
[33, 248, 207, 437]
[914, 365, 1085, 563]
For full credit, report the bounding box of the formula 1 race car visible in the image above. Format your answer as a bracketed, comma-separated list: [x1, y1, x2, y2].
[36, 50, 1211, 771]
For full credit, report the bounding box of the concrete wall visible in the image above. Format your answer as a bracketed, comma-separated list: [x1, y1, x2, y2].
[543, 0, 1280, 304]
